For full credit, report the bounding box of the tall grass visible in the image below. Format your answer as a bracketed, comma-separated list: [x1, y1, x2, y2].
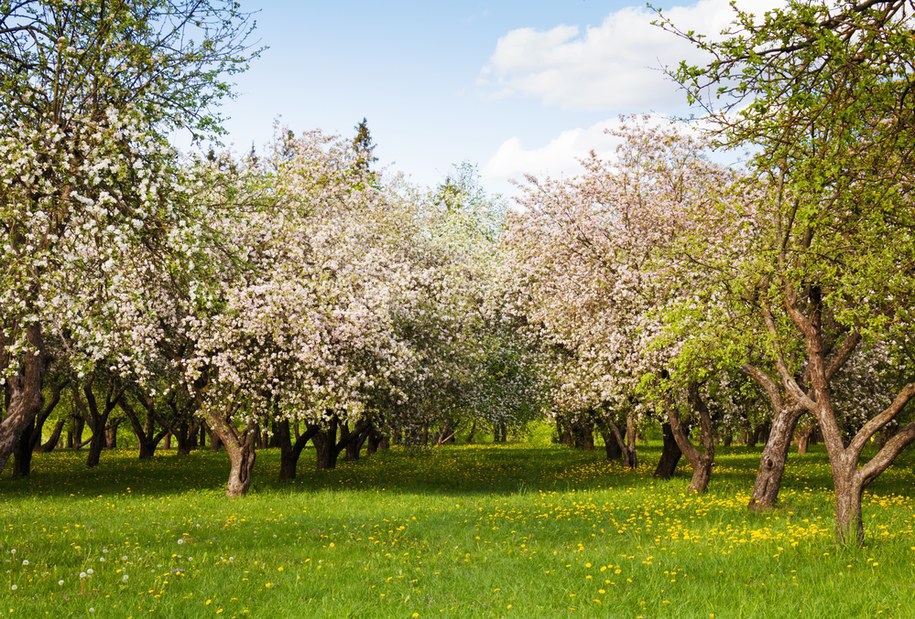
[1, 439, 913, 617]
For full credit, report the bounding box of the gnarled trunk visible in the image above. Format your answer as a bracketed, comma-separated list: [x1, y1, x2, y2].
[0, 324, 46, 475]
[203, 408, 258, 497]
[748, 406, 804, 510]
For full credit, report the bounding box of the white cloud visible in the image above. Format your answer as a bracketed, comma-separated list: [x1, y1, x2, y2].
[482, 114, 729, 195]
[479, 0, 785, 112]
[483, 118, 625, 187]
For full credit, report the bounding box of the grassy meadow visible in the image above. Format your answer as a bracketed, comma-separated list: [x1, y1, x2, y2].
[1, 432, 914, 618]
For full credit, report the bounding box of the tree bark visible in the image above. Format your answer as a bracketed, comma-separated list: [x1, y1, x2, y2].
[346, 426, 369, 461]
[625, 410, 639, 468]
[600, 425, 622, 460]
[203, 408, 258, 497]
[654, 422, 682, 479]
[77, 381, 123, 468]
[12, 417, 35, 478]
[0, 324, 46, 475]
[748, 406, 804, 509]
[277, 420, 319, 481]
[120, 396, 171, 459]
[667, 382, 715, 494]
[314, 415, 339, 470]
[834, 471, 865, 546]
[796, 422, 815, 454]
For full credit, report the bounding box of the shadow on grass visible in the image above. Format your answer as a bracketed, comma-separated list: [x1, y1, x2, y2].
[2, 442, 911, 500]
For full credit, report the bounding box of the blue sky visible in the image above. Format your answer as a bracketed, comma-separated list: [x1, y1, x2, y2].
[217, 1, 780, 197]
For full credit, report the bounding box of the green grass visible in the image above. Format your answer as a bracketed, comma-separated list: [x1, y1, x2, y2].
[1, 439, 914, 618]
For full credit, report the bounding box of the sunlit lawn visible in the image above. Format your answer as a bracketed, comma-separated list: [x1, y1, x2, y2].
[1, 435, 914, 617]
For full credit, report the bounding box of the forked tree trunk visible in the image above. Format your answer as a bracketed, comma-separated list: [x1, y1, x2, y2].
[203, 408, 258, 497]
[600, 415, 637, 468]
[654, 422, 682, 480]
[0, 324, 46, 475]
[667, 382, 715, 494]
[120, 397, 170, 459]
[277, 420, 319, 481]
[346, 428, 369, 461]
[742, 364, 811, 510]
[78, 382, 123, 469]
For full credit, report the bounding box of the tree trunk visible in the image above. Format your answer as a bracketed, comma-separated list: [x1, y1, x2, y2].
[495, 422, 507, 443]
[346, 428, 369, 461]
[120, 397, 170, 459]
[654, 422, 682, 479]
[39, 419, 65, 452]
[105, 417, 121, 449]
[797, 422, 815, 455]
[667, 382, 715, 494]
[625, 411, 638, 468]
[28, 381, 62, 454]
[175, 421, 192, 456]
[85, 420, 108, 468]
[277, 420, 319, 481]
[314, 416, 339, 470]
[834, 473, 864, 546]
[78, 382, 122, 469]
[12, 417, 35, 478]
[226, 438, 256, 497]
[366, 427, 384, 455]
[0, 324, 46, 475]
[70, 414, 85, 450]
[203, 408, 258, 497]
[600, 426, 622, 460]
[748, 406, 804, 510]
